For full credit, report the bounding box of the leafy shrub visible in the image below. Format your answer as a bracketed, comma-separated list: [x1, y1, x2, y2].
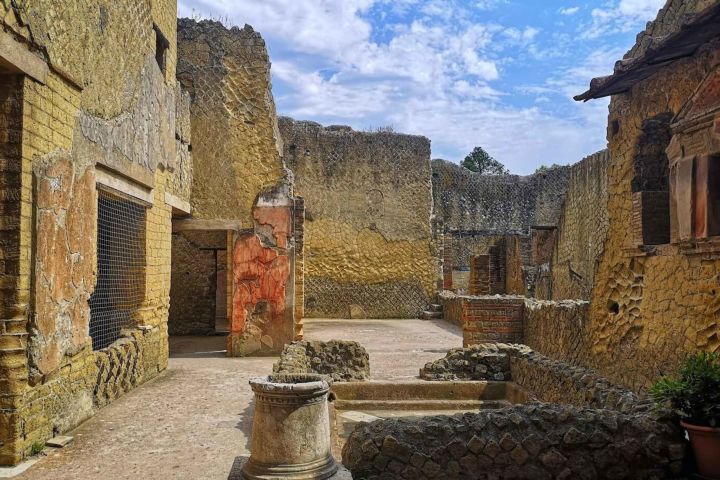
[650, 351, 720, 427]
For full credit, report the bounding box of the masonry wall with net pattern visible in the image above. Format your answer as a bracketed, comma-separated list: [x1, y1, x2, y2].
[89, 190, 147, 350]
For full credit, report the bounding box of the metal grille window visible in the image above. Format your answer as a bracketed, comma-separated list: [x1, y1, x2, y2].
[89, 190, 147, 350]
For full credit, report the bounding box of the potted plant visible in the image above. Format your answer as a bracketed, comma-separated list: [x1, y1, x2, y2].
[651, 351, 720, 479]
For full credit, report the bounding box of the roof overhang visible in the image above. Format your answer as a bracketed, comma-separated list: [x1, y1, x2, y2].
[575, 3, 720, 102]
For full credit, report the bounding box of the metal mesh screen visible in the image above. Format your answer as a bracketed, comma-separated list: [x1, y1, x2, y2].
[89, 190, 147, 350]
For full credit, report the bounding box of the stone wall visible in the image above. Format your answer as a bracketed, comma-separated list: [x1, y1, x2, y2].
[572, 1, 720, 393]
[279, 118, 437, 318]
[523, 299, 590, 368]
[176, 20, 298, 356]
[273, 340, 370, 382]
[546, 150, 610, 300]
[432, 159, 571, 232]
[440, 293, 464, 327]
[343, 403, 685, 480]
[420, 343, 639, 412]
[0, 0, 188, 465]
[169, 231, 226, 335]
[176, 19, 285, 226]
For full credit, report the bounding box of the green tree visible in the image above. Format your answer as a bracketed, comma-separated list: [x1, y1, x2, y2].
[461, 147, 508, 175]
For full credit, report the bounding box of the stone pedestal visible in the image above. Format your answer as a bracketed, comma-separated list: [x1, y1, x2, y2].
[229, 457, 351, 480]
[242, 374, 338, 480]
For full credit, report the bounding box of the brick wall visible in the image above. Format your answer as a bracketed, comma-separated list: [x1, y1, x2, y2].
[462, 297, 524, 346]
[0, 74, 27, 465]
[0, 0, 186, 465]
[467, 255, 491, 295]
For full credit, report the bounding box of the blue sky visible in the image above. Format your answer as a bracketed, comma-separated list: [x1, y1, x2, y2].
[178, 0, 666, 174]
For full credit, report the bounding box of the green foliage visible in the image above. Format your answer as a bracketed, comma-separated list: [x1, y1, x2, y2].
[30, 442, 45, 456]
[364, 125, 396, 133]
[461, 147, 508, 175]
[534, 164, 563, 174]
[650, 351, 720, 427]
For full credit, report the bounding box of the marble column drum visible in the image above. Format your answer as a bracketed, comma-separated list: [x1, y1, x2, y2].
[242, 374, 338, 480]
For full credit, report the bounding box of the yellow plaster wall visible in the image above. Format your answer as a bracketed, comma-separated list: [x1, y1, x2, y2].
[177, 19, 285, 227]
[0, 0, 182, 464]
[305, 218, 437, 296]
[584, 55, 719, 392]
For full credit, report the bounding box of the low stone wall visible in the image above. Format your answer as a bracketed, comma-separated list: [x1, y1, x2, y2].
[439, 292, 463, 327]
[273, 340, 370, 382]
[94, 327, 167, 407]
[420, 344, 639, 412]
[510, 348, 640, 413]
[523, 299, 590, 367]
[342, 404, 685, 480]
[419, 344, 517, 381]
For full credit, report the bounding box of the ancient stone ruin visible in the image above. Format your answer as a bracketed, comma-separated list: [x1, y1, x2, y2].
[274, 340, 370, 382]
[0, 0, 719, 478]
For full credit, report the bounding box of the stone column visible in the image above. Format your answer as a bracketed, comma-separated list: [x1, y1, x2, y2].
[243, 374, 338, 480]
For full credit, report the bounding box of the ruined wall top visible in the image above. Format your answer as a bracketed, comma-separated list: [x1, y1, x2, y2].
[7, 0, 178, 118]
[432, 159, 571, 233]
[279, 116, 432, 242]
[624, 0, 717, 60]
[178, 18, 286, 224]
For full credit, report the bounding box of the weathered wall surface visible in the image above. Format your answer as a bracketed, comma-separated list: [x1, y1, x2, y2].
[176, 20, 297, 356]
[176, 19, 284, 225]
[432, 159, 570, 232]
[580, 6, 720, 393]
[545, 151, 610, 300]
[229, 187, 295, 355]
[0, 0, 189, 464]
[279, 118, 437, 318]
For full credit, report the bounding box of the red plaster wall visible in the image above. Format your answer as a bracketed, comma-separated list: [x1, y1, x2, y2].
[228, 205, 293, 356]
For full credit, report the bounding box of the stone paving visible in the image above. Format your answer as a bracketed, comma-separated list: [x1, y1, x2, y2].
[14, 319, 461, 480]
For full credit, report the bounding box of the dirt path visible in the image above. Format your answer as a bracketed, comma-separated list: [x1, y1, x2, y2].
[17, 319, 461, 480]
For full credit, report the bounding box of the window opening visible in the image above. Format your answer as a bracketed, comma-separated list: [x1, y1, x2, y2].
[154, 23, 170, 76]
[89, 190, 147, 350]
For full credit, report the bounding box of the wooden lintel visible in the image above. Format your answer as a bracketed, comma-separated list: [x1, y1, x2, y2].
[172, 218, 242, 233]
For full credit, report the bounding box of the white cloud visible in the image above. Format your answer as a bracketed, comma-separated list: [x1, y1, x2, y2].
[559, 6, 580, 15]
[475, 0, 507, 10]
[180, 0, 619, 174]
[178, 0, 375, 56]
[583, 0, 665, 38]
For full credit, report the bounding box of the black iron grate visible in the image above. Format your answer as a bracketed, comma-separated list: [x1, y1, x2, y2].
[89, 190, 147, 350]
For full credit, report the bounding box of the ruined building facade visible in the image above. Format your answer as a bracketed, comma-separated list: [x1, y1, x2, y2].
[1, 0, 719, 468]
[570, 0, 720, 391]
[0, 0, 191, 465]
[441, 0, 720, 395]
[173, 20, 303, 356]
[279, 119, 438, 319]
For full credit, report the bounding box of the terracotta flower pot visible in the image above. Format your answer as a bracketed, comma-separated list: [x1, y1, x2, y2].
[681, 420, 720, 479]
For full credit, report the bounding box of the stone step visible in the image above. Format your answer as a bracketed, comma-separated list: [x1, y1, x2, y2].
[335, 399, 511, 412]
[336, 411, 382, 437]
[429, 303, 443, 312]
[421, 310, 442, 320]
